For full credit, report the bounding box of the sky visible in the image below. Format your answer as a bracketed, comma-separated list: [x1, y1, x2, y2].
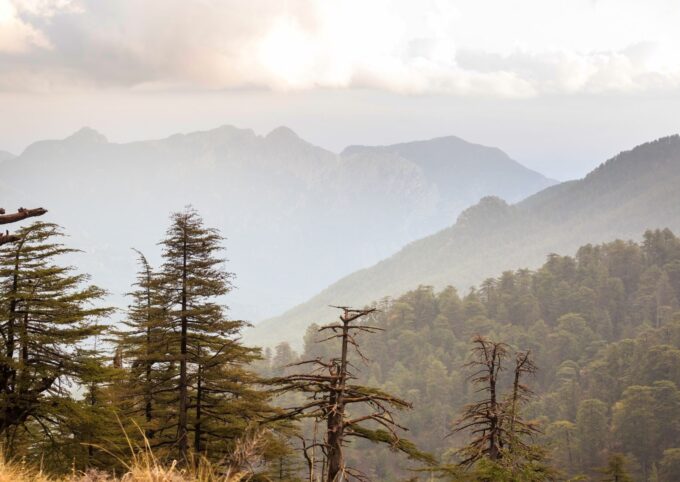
[1, 0, 680, 180]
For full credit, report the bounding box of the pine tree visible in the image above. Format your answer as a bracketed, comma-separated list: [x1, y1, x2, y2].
[0, 222, 110, 457]
[597, 453, 634, 482]
[575, 399, 608, 472]
[273, 306, 434, 481]
[451, 336, 550, 480]
[158, 207, 274, 462]
[65, 337, 123, 472]
[112, 249, 176, 447]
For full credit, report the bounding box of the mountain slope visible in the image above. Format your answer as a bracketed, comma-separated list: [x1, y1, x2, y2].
[341, 136, 556, 224]
[249, 135, 680, 348]
[0, 150, 14, 163]
[0, 127, 552, 321]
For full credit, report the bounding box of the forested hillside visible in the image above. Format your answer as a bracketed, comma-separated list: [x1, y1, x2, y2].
[0, 127, 551, 322]
[259, 228, 680, 480]
[253, 135, 680, 349]
[2, 197, 680, 480]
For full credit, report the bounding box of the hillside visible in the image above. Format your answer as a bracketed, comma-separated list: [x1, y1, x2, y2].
[259, 229, 680, 479]
[0, 127, 552, 321]
[249, 135, 680, 348]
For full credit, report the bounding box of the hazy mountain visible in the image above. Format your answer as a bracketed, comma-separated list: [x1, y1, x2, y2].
[249, 135, 680, 349]
[0, 151, 14, 163]
[0, 126, 552, 321]
[342, 136, 556, 224]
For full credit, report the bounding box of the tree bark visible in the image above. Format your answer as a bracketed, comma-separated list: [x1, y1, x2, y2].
[0, 207, 47, 246]
[326, 315, 350, 482]
[194, 362, 202, 454]
[178, 227, 189, 461]
[0, 208, 47, 225]
[0, 232, 20, 246]
[144, 269, 154, 439]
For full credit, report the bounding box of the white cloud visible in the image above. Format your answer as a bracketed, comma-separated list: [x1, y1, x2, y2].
[0, 0, 50, 52]
[1, 0, 680, 96]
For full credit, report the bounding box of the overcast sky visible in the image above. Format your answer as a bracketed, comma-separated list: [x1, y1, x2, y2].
[1, 0, 680, 180]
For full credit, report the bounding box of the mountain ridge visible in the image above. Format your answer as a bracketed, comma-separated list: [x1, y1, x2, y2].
[0, 125, 553, 324]
[0, 150, 15, 163]
[247, 134, 680, 349]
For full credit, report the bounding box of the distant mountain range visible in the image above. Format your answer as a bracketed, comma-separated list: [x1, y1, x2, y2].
[248, 135, 680, 349]
[0, 151, 14, 163]
[0, 126, 553, 321]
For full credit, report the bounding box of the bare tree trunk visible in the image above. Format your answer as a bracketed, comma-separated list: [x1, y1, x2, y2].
[178, 230, 189, 461]
[326, 314, 350, 482]
[272, 307, 414, 480]
[487, 343, 500, 461]
[194, 354, 202, 454]
[144, 267, 154, 439]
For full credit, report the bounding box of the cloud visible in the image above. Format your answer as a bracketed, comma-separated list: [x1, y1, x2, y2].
[0, 1, 51, 53]
[1, 0, 680, 96]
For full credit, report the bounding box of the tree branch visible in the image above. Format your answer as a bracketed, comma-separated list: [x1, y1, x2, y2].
[0, 207, 48, 225]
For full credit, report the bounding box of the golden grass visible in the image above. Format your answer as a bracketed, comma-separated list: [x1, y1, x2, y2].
[0, 456, 52, 482]
[0, 455, 249, 482]
[0, 422, 265, 481]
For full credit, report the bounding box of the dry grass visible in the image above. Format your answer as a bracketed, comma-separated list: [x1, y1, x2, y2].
[0, 424, 267, 482]
[0, 455, 249, 482]
[0, 456, 52, 482]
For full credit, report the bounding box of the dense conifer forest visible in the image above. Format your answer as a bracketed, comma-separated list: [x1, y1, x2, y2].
[260, 229, 680, 480]
[2, 202, 680, 481]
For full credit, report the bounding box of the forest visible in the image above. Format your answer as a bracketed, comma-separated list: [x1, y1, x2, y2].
[1, 204, 680, 481]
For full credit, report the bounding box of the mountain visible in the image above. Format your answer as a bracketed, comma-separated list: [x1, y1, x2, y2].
[0, 126, 553, 321]
[0, 150, 14, 163]
[248, 135, 680, 349]
[342, 136, 556, 223]
[342, 136, 556, 224]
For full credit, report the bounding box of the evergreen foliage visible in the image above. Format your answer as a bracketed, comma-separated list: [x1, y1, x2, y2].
[109, 208, 281, 467]
[271, 228, 680, 479]
[0, 222, 110, 465]
[4, 202, 680, 482]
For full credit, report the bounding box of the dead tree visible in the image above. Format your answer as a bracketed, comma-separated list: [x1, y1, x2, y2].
[0, 207, 48, 245]
[506, 351, 538, 451]
[272, 306, 433, 482]
[452, 336, 539, 467]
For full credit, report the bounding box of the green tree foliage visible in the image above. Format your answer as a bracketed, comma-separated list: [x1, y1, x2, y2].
[133, 208, 277, 463]
[575, 399, 609, 472]
[5, 205, 680, 481]
[290, 229, 680, 479]
[449, 337, 552, 481]
[597, 453, 634, 482]
[611, 386, 657, 477]
[111, 249, 176, 448]
[659, 448, 680, 481]
[0, 222, 110, 463]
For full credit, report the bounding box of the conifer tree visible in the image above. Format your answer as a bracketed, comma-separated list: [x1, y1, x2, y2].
[597, 453, 634, 482]
[451, 336, 550, 480]
[158, 207, 273, 462]
[272, 306, 433, 481]
[63, 337, 122, 472]
[0, 222, 109, 456]
[112, 250, 176, 446]
[659, 448, 680, 481]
